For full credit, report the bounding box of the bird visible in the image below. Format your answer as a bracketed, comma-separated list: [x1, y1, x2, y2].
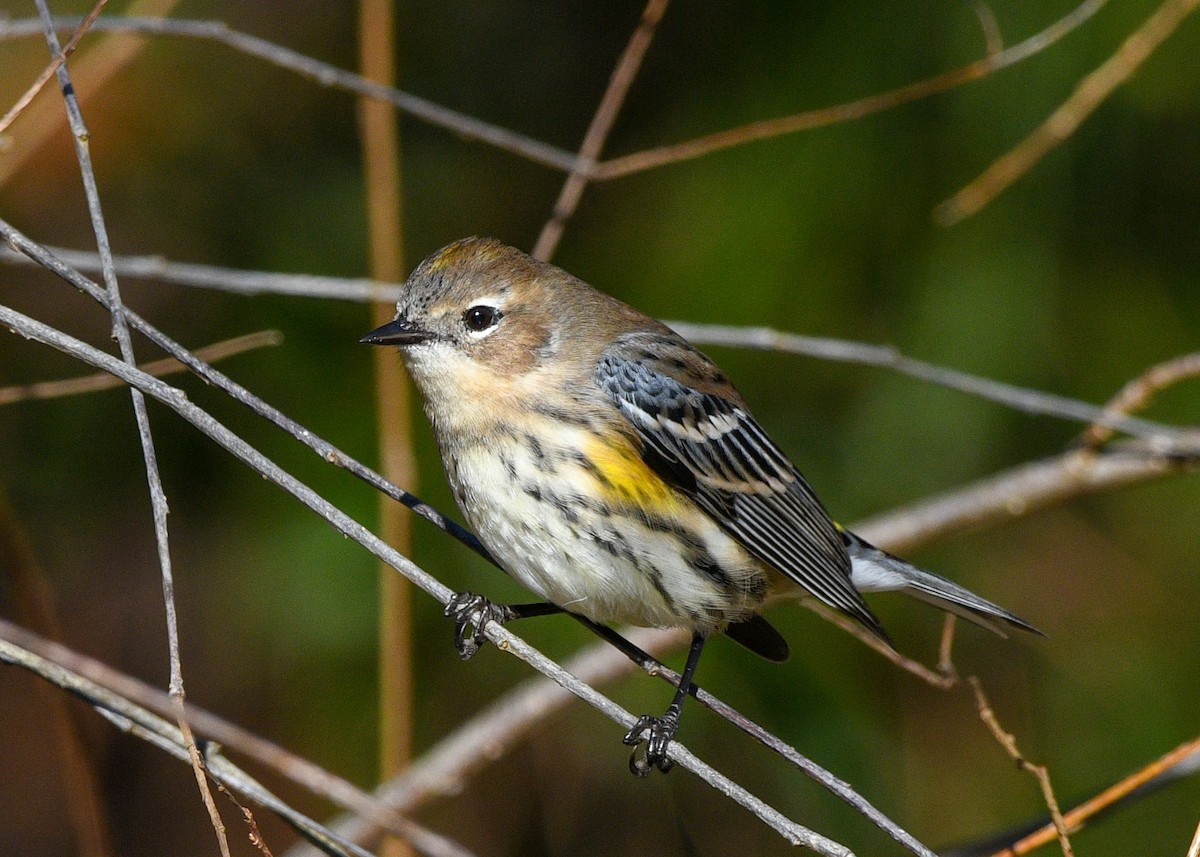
[363, 236, 1038, 775]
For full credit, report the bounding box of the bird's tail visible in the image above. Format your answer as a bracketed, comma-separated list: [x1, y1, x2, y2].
[843, 530, 1041, 637]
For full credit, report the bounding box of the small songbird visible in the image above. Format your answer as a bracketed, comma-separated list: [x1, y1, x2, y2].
[363, 237, 1037, 774]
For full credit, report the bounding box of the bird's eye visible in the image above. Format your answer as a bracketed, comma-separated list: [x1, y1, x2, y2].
[463, 305, 501, 332]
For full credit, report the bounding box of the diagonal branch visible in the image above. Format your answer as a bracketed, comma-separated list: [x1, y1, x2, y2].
[2, 2, 1109, 183]
[0, 15, 582, 174]
[31, 1, 228, 852]
[531, 0, 669, 261]
[0, 301, 861, 856]
[970, 678, 1074, 857]
[0, 629, 473, 857]
[0, 618, 475, 857]
[4, 247, 1195, 452]
[592, 0, 1111, 179]
[1077, 351, 1200, 451]
[936, 0, 1200, 224]
[989, 733, 1200, 857]
[0, 330, 280, 405]
[5, 222, 1199, 851]
[0, 0, 107, 136]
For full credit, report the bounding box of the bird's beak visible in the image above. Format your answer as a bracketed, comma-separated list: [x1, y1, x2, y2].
[360, 316, 435, 346]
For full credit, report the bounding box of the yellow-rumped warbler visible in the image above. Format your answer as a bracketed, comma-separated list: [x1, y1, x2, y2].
[364, 237, 1037, 774]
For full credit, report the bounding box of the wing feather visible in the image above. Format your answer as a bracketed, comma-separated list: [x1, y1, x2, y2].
[596, 331, 886, 640]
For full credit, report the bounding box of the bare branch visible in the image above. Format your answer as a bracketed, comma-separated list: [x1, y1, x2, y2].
[31, 1, 228, 851]
[664, 321, 1200, 454]
[5, 223, 1197, 857]
[0, 15, 582, 174]
[805, 602, 959, 688]
[0, 0, 182, 189]
[284, 627, 687, 857]
[992, 734, 1200, 856]
[855, 442, 1195, 556]
[532, 0, 670, 261]
[0, 301, 860, 856]
[0, 330, 281, 405]
[0, 618, 475, 857]
[970, 678, 1074, 857]
[1, 3, 1109, 184]
[0, 0, 107, 137]
[1077, 351, 1200, 451]
[5, 248, 1195, 451]
[936, 0, 1200, 224]
[0, 629, 473, 857]
[971, 1, 1004, 58]
[356, 2, 417, 843]
[592, 0, 1110, 180]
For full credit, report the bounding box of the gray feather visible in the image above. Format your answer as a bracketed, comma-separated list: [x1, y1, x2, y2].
[844, 530, 1041, 637]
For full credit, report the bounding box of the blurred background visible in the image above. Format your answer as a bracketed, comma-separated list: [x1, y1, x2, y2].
[1, 1, 1198, 855]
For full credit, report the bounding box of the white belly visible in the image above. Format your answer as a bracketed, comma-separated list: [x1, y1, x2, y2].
[444, 424, 772, 631]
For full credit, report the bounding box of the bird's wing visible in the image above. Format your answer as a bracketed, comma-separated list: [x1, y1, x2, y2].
[595, 331, 886, 640]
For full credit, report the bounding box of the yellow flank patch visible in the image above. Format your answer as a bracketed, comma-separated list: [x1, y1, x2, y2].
[580, 433, 683, 511]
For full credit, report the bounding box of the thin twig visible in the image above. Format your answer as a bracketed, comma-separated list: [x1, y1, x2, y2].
[0, 0, 107, 136]
[6, 248, 1196, 451]
[971, 1, 1004, 58]
[854, 442, 1195, 557]
[0, 222, 493, 569]
[937, 615, 960, 682]
[531, 0, 670, 261]
[0, 0, 181, 189]
[991, 734, 1200, 856]
[936, 0, 1200, 224]
[1, 3, 1107, 182]
[969, 678, 1074, 857]
[0, 618, 475, 857]
[806, 602, 959, 688]
[1187, 820, 1200, 857]
[0, 330, 281, 405]
[32, 1, 229, 853]
[0, 303, 855, 857]
[0, 15, 582, 174]
[284, 627, 687, 857]
[664, 320, 1200, 454]
[4, 224, 1197, 856]
[592, 0, 1110, 180]
[1077, 351, 1200, 451]
[0, 632, 472, 857]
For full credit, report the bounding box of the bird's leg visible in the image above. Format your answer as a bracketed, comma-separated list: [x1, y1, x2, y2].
[444, 592, 562, 659]
[623, 631, 707, 776]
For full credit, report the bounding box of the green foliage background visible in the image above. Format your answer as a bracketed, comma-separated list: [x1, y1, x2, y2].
[1, 2, 1198, 855]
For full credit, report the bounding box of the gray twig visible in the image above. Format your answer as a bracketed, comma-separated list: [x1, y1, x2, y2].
[0, 300, 854, 856]
[4, 245, 1195, 452]
[0, 2, 1107, 181]
[0, 630, 472, 857]
[531, 0, 670, 261]
[31, 1, 228, 853]
[0, 15, 581, 174]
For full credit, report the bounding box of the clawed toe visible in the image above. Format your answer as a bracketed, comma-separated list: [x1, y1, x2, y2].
[444, 592, 513, 660]
[622, 711, 679, 776]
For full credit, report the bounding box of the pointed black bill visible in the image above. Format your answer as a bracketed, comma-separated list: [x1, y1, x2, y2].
[360, 316, 435, 346]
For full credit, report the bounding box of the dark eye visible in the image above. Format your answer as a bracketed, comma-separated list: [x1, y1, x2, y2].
[463, 305, 501, 332]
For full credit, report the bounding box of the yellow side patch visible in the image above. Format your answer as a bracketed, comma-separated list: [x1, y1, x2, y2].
[580, 433, 683, 511]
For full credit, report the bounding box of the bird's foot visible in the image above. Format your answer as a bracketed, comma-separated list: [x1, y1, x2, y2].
[444, 592, 515, 660]
[622, 710, 679, 776]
